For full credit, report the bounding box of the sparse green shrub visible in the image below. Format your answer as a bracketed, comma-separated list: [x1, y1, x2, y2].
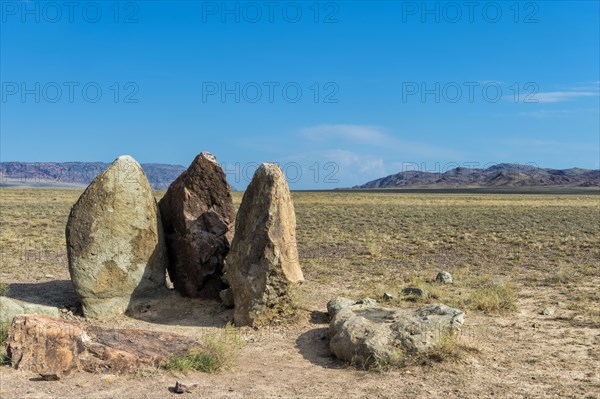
[166, 345, 222, 373]
[165, 323, 242, 373]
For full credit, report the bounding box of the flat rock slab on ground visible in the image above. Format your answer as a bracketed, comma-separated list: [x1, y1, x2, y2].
[6, 315, 199, 375]
[329, 300, 465, 368]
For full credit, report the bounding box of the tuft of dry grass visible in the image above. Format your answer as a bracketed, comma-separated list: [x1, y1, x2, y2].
[414, 332, 481, 365]
[365, 331, 480, 372]
[467, 283, 518, 313]
[164, 323, 243, 373]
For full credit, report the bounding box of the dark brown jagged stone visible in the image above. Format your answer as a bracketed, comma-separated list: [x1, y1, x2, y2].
[158, 152, 235, 298]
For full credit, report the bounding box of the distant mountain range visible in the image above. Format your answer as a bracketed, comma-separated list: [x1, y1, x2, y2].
[3, 162, 598, 191]
[356, 164, 600, 189]
[0, 162, 187, 190]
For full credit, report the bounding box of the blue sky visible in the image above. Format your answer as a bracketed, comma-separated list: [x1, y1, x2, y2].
[1, 0, 599, 189]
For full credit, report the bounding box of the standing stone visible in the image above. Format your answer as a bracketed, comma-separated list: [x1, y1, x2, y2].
[226, 163, 304, 326]
[158, 152, 235, 298]
[66, 156, 168, 318]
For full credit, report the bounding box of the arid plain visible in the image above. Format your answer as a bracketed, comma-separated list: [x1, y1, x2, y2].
[0, 188, 598, 398]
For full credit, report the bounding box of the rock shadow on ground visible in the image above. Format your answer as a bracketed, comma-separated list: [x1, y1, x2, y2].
[294, 325, 346, 369]
[125, 290, 232, 328]
[6, 280, 79, 308]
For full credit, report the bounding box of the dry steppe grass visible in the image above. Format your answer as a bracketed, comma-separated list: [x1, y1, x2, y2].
[0, 188, 599, 398]
[290, 192, 599, 324]
[1, 188, 599, 329]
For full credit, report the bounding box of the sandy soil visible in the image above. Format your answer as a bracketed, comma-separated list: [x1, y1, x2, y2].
[1, 280, 598, 399]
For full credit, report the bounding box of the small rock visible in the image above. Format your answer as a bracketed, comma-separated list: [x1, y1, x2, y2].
[174, 381, 199, 394]
[489, 278, 504, 287]
[22, 303, 61, 319]
[551, 301, 565, 307]
[540, 307, 555, 316]
[219, 288, 235, 308]
[39, 372, 60, 381]
[326, 297, 355, 318]
[402, 287, 429, 298]
[356, 297, 377, 306]
[45, 274, 55, 279]
[383, 292, 394, 301]
[0, 296, 24, 325]
[435, 271, 453, 284]
[0, 297, 60, 325]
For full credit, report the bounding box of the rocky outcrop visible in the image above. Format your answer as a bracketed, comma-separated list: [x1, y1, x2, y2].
[329, 301, 465, 368]
[66, 155, 168, 318]
[5, 315, 198, 375]
[158, 152, 236, 298]
[226, 163, 304, 326]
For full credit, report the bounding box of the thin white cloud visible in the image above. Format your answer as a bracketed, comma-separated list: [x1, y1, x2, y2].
[518, 109, 573, 118]
[320, 149, 387, 186]
[569, 81, 600, 91]
[299, 124, 464, 159]
[275, 148, 387, 187]
[533, 91, 598, 103]
[322, 149, 386, 175]
[518, 107, 599, 118]
[299, 124, 388, 144]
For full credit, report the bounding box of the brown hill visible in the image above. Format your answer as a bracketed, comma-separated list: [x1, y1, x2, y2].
[357, 164, 600, 189]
